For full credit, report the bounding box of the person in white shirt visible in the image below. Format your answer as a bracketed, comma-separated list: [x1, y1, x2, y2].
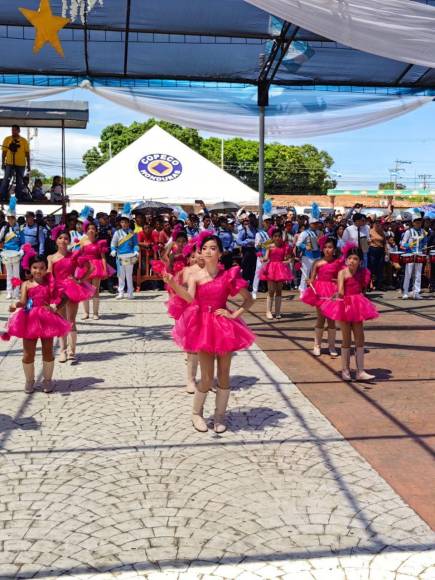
[296, 217, 321, 294]
[342, 213, 370, 267]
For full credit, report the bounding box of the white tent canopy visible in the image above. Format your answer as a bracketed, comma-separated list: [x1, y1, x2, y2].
[68, 125, 258, 207]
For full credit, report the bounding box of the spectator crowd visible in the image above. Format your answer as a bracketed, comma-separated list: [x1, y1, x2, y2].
[1, 200, 435, 298]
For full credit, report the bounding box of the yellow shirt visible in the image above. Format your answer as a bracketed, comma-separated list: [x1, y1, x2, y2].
[2, 136, 29, 166]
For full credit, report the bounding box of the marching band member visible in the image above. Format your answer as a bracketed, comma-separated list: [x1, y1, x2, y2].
[0, 196, 23, 299]
[251, 215, 271, 300]
[296, 215, 321, 295]
[110, 204, 139, 300]
[400, 216, 427, 300]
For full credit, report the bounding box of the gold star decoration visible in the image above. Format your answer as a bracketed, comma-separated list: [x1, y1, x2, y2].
[19, 0, 70, 57]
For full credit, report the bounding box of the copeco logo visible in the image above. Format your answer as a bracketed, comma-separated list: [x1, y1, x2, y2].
[138, 153, 183, 182]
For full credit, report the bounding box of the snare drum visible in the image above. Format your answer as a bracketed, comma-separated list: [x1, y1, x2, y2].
[119, 253, 138, 267]
[389, 251, 403, 264]
[0, 249, 21, 266]
[400, 252, 426, 265]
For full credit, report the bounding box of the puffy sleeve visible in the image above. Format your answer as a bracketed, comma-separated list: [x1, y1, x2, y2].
[226, 265, 248, 297]
[97, 239, 109, 255]
[360, 268, 371, 288]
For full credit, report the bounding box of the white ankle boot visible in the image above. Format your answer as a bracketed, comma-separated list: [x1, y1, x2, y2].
[23, 362, 35, 393]
[42, 360, 55, 393]
[192, 389, 208, 432]
[327, 329, 338, 357]
[313, 327, 324, 356]
[186, 354, 198, 394]
[355, 347, 375, 381]
[214, 388, 231, 433]
[341, 347, 351, 381]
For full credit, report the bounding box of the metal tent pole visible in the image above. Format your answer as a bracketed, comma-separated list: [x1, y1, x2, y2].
[258, 82, 268, 226]
[61, 120, 67, 221]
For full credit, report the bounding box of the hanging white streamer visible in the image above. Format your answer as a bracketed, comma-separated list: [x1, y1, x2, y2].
[244, 0, 435, 68]
[62, 0, 104, 23]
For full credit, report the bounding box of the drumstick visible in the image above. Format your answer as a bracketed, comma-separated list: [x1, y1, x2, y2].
[309, 283, 318, 296]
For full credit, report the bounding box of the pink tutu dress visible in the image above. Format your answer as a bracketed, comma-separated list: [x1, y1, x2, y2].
[51, 254, 96, 303]
[3, 277, 72, 340]
[173, 266, 255, 354]
[81, 241, 116, 280]
[260, 246, 293, 282]
[320, 268, 379, 323]
[301, 259, 342, 308]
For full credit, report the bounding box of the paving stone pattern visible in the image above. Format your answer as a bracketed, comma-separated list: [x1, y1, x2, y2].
[0, 293, 434, 579]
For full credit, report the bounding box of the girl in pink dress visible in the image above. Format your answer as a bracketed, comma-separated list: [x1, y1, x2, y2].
[301, 237, 342, 357]
[48, 227, 95, 363]
[164, 235, 255, 434]
[1, 255, 71, 393]
[260, 229, 293, 320]
[80, 222, 115, 320]
[152, 233, 207, 394]
[162, 229, 189, 274]
[320, 247, 379, 382]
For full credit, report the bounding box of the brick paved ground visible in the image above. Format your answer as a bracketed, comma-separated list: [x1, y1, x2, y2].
[0, 292, 434, 579]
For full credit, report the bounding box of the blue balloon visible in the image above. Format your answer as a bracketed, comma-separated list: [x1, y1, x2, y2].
[178, 210, 188, 222]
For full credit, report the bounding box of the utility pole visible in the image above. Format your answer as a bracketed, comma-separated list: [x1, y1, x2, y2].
[388, 159, 412, 189]
[418, 174, 432, 190]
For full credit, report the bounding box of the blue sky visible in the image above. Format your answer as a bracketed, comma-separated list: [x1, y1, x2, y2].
[3, 88, 433, 189]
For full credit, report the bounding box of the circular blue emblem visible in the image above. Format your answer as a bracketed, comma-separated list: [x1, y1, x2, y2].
[138, 153, 183, 182]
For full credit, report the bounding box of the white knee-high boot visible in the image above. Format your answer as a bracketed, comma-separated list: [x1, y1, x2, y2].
[59, 336, 68, 363]
[42, 360, 55, 393]
[192, 389, 208, 432]
[23, 362, 35, 394]
[341, 347, 351, 381]
[186, 354, 198, 394]
[214, 388, 231, 434]
[266, 296, 274, 320]
[68, 331, 77, 361]
[275, 296, 282, 319]
[327, 329, 338, 357]
[313, 327, 324, 357]
[355, 347, 375, 381]
[82, 301, 90, 319]
[92, 296, 100, 319]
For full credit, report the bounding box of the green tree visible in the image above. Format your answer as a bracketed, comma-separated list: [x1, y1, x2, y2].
[379, 181, 406, 190]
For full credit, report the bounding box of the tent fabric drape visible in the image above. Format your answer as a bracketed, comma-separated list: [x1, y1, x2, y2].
[0, 83, 431, 139]
[0, 85, 70, 105]
[89, 85, 431, 138]
[245, 0, 435, 68]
